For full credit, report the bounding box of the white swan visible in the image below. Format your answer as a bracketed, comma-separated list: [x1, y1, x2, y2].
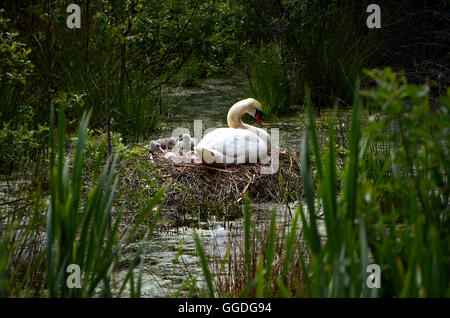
[196, 98, 271, 165]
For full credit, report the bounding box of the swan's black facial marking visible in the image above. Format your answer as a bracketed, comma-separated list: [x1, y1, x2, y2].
[254, 108, 263, 127]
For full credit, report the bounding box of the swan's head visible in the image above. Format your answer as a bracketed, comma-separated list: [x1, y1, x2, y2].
[244, 98, 264, 127]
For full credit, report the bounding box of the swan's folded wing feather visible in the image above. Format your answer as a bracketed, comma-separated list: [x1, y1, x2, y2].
[197, 128, 268, 164]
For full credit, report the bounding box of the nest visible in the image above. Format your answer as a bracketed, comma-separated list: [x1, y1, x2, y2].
[149, 148, 302, 219]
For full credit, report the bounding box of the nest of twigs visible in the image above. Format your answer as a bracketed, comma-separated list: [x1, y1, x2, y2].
[149, 148, 302, 219]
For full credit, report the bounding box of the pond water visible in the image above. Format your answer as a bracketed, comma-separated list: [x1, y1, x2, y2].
[115, 201, 327, 298]
[116, 76, 343, 297]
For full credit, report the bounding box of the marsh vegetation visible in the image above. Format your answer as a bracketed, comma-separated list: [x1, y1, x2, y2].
[0, 1, 449, 298]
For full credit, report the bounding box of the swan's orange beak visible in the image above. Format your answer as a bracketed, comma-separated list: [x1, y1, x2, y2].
[254, 110, 263, 127]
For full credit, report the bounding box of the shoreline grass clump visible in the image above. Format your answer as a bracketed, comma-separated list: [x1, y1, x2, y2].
[189, 197, 309, 298]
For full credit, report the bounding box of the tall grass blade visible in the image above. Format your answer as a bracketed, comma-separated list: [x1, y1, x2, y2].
[300, 113, 321, 254]
[193, 230, 215, 298]
[244, 196, 251, 280]
[264, 208, 277, 297]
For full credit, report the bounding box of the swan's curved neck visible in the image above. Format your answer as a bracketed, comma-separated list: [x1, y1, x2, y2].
[226, 98, 271, 151]
[227, 99, 250, 129]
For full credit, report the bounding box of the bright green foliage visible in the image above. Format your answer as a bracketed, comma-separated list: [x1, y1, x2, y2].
[0, 120, 49, 173]
[0, 9, 39, 171]
[0, 9, 34, 85]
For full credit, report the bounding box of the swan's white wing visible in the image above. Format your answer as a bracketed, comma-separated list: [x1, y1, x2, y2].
[197, 128, 268, 164]
[196, 128, 228, 164]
